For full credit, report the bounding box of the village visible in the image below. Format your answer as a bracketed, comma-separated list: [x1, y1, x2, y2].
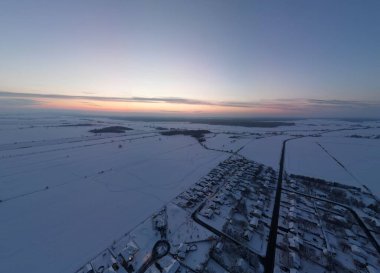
[77, 157, 380, 273]
[77, 157, 274, 273]
[275, 175, 380, 273]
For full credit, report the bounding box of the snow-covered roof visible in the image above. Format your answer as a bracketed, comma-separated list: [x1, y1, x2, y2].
[351, 245, 367, 258]
[288, 237, 299, 250]
[366, 264, 378, 273]
[159, 256, 180, 273]
[250, 217, 259, 227]
[289, 252, 301, 269]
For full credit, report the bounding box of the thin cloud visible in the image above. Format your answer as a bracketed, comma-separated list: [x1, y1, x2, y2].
[0, 91, 256, 108]
[0, 97, 42, 107]
[0, 91, 379, 112]
[307, 99, 373, 108]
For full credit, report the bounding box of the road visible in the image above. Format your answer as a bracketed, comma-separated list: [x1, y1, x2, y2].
[136, 240, 170, 273]
[193, 137, 298, 273]
[263, 137, 289, 273]
[264, 133, 380, 273]
[194, 129, 378, 273]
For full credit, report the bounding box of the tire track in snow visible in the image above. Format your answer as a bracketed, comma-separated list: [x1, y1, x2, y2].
[316, 142, 365, 191]
[0, 134, 159, 203]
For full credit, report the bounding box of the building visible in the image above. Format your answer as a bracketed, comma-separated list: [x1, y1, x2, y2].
[249, 217, 259, 228]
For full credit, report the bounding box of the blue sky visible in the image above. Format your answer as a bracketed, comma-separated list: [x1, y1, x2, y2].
[0, 0, 379, 117]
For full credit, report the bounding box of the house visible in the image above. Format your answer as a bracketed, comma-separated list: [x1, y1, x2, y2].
[289, 252, 301, 269]
[363, 208, 376, 217]
[201, 187, 210, 194]
[351, 245, 367, 259]
[287, 192, 296, 198]
[213, 194, 225, 204]
[243, 229, 252, 241]
[120, 241, 139, 262]
[158, 256, 180, 273]
[234, 258, 249, 272]
[215, 242, 224, 253]
[288, 237, 299, 251]
[201, 208, 214, 218]
[288, 212, 297, 220]
[289, 268, 299, 273]
[344, 229, 355, 239]
[289, 206, 297, 213]
[316, 193, 327, 199]
[330, 215, 349, 227]
[252, 209, 262, 217]
[146, 266, 161, 273]
[323, 247, 336, 257]
[109, 256, 120, 272]
[194, 191, 205, 198]
[194, 185, 203, 192]
[332, 205, 347, 214]
[288, 221, 297, 232]
[347, 237, 361, 247]
[208, 201, 217, 209]
[176, 243, 187, 260]
[366, 217, 380, 230]
[258, 194, 266, 201]
[366, 265, 378, 273]
[180, 192, 191, 201]
[103, 266, 125, 273]
[153, 214, 167, 231]
[164, 261, 180, 273]
[353, 255, 367, 268]
[83, 264, 94, 273]
[288, 236, 303, 251]
[255, 200, 264, 208]
[249, 217, 259, 228]
[233, 192, 242, 201]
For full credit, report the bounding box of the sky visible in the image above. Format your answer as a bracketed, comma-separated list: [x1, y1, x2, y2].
[0, 0, 379, 117]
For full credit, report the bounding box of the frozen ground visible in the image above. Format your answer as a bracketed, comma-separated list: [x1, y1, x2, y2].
[0, 114, 379, 272]
[286, 128, 380, 195]
[285, 137, 358, 186]
[240, 135, 289, 169]
[318, 137, 380, 196]
[0, 117, 230, 273]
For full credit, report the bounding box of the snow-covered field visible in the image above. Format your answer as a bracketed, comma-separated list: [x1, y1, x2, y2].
[0, 114, 379, 272]
[318, 137, 380, 196]
[240, 135, 289, 169]
[0, 117, 230, 273]
[285, 137, 358, 186]
[286, 127, 380, 196]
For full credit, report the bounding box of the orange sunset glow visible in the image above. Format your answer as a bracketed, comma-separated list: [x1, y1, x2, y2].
[31, 97, 277, 116]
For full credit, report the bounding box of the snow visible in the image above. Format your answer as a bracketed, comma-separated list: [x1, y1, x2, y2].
[203, 133, 251, 153]
[0, 115, 379, 273]
[240, 135, 288, 169]
[285, 137, 357, 187]
[0, 127, 228, 272]
[319, 137, 380, 196]
[285, 135, 380, 195]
